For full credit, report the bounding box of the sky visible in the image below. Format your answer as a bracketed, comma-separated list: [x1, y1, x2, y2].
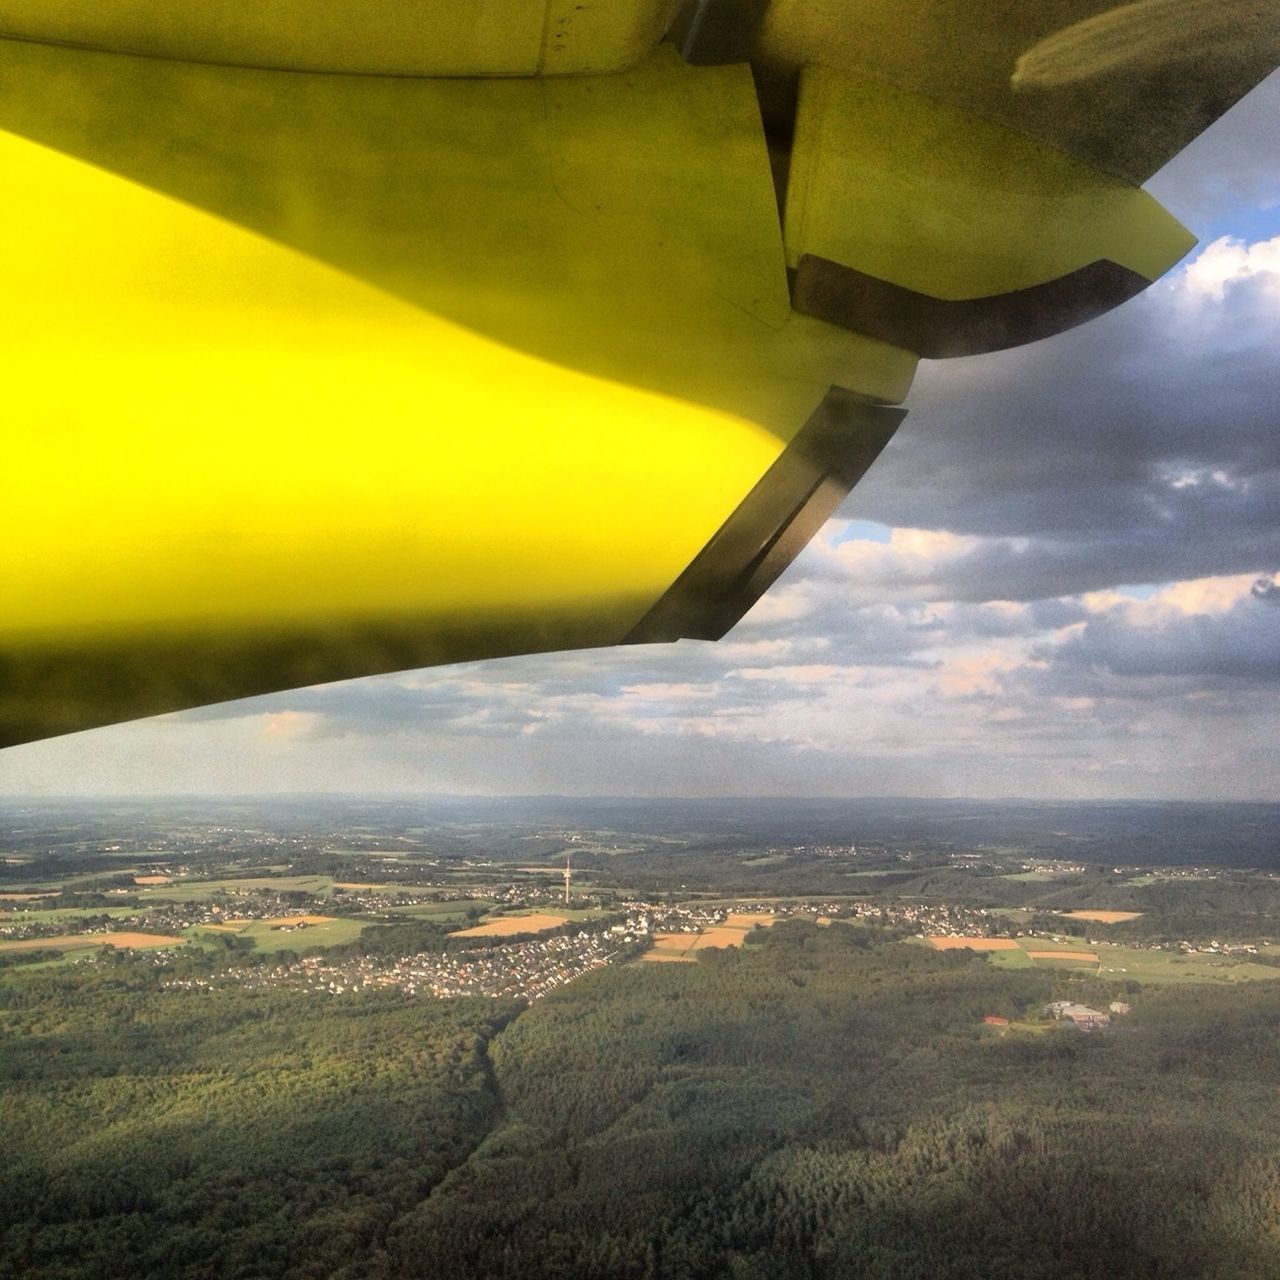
[2, 72, 1278, 802]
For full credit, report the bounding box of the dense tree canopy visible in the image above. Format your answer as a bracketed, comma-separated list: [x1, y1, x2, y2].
[3, 925, 1280, 1279]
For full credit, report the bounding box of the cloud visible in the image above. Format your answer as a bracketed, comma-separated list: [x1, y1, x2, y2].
[1179, 235, 1280, 302]
[1048, 579, 1280, 682]
[831, 231, 1280, 609]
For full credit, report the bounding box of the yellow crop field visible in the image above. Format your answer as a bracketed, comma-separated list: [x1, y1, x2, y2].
[643, 940, 697, 962]
[1061, 910, 1143, 923]
[133, 874, 171, 885]
[643, 913, 776, 962]
[0, 892, 55, 902]
[453, 912, 568, 938]
[687, 928, 747, 950]
[0, 931, 185, 952]
[928, 937, 1020, 951]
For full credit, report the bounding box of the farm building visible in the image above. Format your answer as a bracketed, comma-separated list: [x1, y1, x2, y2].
[1043, 1001, 1111, 1032]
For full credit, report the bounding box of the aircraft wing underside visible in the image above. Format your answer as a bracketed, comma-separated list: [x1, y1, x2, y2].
[2, 2, 1276, 745]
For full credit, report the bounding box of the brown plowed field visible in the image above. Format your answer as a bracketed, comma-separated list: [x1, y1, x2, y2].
[928, 937, 1020, 951]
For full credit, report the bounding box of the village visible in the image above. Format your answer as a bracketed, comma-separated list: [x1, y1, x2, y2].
[167, 926, 648, 1002]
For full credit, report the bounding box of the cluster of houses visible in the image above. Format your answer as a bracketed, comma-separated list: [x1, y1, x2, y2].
[177, 925, 643, 1001]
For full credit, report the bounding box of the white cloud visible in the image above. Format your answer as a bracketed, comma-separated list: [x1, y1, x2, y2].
[1177, 235, 1280, 302]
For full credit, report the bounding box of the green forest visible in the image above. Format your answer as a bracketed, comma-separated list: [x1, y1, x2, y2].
[4, 923, 1280, 1279]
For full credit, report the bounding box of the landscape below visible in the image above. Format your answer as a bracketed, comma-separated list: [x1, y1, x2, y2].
[2, 796, 1280, 1279]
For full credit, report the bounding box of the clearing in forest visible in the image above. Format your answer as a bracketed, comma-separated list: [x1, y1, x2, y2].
[0, 931, 184, 952]
[453, 912, 568, 938]
[928, 937, 1020, 951]
[1061, 910, 1143, 923]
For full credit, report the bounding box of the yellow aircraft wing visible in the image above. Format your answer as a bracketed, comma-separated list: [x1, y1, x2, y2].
[1, 2, 1275, 745]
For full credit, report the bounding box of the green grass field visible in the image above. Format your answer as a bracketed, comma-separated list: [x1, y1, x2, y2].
[382, 902, 494, 923]
[137, 876, 340, 902]
[1091, 945, 1280, 984]
[0, 905, 142, 924]
[186, 916, 369, 952]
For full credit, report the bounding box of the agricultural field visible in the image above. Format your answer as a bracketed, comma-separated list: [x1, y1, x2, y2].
[1092, 945, 1280, 985]
[0, 905, 140, 924]
[134, 875, 341, 902]
[382, 902, 493, 924]
[928, 937, 1020, 951]
[933, 934, 1280, 985]
[187, 915, 368, 952]
[0, 931, 184, 953]
[452, 912, 571, 938]
[1061, 910, 1143, 923]
[1026, 950, 1101, 966]
[644, 913, 776, 962]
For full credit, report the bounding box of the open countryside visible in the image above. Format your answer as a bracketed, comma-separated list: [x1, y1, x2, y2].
[4, 797, 1280, 1279]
